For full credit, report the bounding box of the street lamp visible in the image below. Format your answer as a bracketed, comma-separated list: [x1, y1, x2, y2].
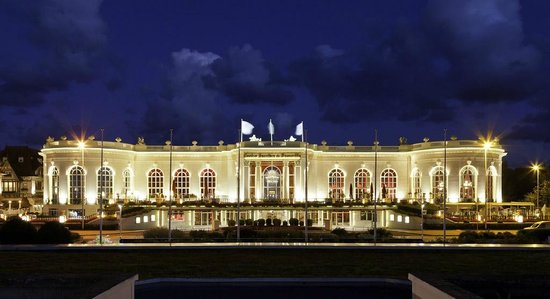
[118, 203, 123, 243]
[78, 140, 86, 229]
[483, 140, 492, 231]
[531, 163, 542, 219]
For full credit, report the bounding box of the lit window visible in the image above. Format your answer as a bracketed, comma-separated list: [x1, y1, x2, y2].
[354, 169, 371, 200]
[380, 169, 397, 200]
[151, 214, 156, 221]
[397, 215, 403, 222]
[136, 217, 141, 224]
[143, 215, 149, 223]
[200, 168, 216, 200]
[122, 168, 132, 199]
[50, 167, 59, 204]
[460, 165, 477, 201]
[173, 168, 190, 199]
[328, 169, 345, 201]
[430, 166, 446, 201]
[389, 214, 395, 221]
[97, 167, 113, 200]
[411, 168, 421, 200]
[405, 216, 410, 223]
[69, 166, 85, 205]
[148, 168, 164, 199]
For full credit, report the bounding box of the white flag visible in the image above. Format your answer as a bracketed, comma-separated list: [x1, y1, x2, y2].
[241, 120, 254, 135]
[268, 119, 275, 135]
[295, 121, 303, 136]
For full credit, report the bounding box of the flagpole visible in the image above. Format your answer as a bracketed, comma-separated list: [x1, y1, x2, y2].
[443, 128, 447, 246]
[240, 119, 243, 142]
[269, 119, 273, 146]
[168, 129, 173, 244]
[237, 129, 241, 242]
[99, 128, 104, 245]
[373, 129, 378, 246]
[304, 128, 308, 243]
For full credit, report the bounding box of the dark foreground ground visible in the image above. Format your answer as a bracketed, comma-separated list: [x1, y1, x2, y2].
[135, 279, 410, 299]
[1, 247, 549, 279]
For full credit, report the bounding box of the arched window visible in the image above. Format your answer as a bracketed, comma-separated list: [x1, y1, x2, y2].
[354, 169, 371, 200]
[173, 168, 190, 199]
[148, 168, 164, 199]
[200, 168, 216, 199]
[328, 169, 345, 201]
[430, 166, 446, 201]
[122, 168, 132, 199]
[381, 168, 397, 200]
[69, 166, 85, 205]
[411, 168, 421, 200]
[263, 166, 281, 200]
[97, 167, 114, 201]
[50, 167, 59, 204]
[460, 165, 477, 201]
[486, 166, 497, 202]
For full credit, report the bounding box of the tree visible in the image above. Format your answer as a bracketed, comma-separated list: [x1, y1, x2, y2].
[0, 217, 37, 244]
[36, 221, 72, 244]
[525, 180, 550, 207]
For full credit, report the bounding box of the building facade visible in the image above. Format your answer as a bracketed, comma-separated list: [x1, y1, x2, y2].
[40, 136, 506, 229]
[0, 146, 43, 216]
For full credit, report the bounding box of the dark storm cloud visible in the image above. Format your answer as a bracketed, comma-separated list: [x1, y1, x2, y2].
[0, 0, 119, 106]
[132, 48, 230, 145]
[206, 44, 294, 105]
[136, 45, 294, 144]
[289, 0, 545, 124]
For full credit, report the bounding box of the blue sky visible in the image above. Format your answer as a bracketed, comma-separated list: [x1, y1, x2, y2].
[0, 0, 549, 166]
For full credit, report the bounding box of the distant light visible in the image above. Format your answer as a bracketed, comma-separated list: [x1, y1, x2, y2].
[531, 163, 541, 172]
[59, 215, 66, 223]
[483, 141, 492, 150]
[78, 141, 85, 149]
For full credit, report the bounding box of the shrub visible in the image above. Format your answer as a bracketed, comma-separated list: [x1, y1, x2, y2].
[306, 219, 313, 227]
[331, 228, 348, 236]
[257, 219, 265, 227]
[266, 218, 272, 226]
[143, 228, 185, 240]
[282, 220, 288, 227]
[367, 228, 393, 239]
[228, 219, 236, 226]
[36, 221, 72, 244]
[245, 219, 253, 226]
[299, 220, 304, 226]
[239, 219, 245, 226]
[289, 218, 299, 226]
[0, 217, 37, 244]
[273, 218, 281, 226]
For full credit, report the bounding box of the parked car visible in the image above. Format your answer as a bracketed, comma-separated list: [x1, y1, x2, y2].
[523, 221, 550, 230]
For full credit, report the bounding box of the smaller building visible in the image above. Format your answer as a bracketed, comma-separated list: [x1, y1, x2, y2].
[0, 146, 43, 216]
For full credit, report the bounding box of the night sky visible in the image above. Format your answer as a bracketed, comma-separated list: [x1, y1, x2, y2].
[1, 0, 549, 166]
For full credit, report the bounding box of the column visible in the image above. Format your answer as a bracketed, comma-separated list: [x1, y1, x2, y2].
[255, 162, 262, 200]
[283, 161, 289, 201]
[243, 161, 249, 202]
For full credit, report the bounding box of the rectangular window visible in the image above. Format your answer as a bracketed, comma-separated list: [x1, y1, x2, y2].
[49, 208, 59, 217]
[194, 211, 211, 226]
[331, 212, 350, 226]
[2, 181, 18, 193]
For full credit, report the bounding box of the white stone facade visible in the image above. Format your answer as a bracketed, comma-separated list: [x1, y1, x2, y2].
[40, 137, 505, 213]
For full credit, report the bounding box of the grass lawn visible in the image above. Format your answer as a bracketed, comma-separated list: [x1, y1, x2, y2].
[1, 248, 549, 279]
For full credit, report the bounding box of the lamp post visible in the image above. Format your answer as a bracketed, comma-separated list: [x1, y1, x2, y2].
[483, 140, 492, 231]
[532, 163, 541, 219]
[118, 203, 123, 243]
[421, 200, 425, 242]
[78, 141, 86, 229]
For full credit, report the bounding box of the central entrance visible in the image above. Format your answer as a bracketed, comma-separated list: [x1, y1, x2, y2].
[263, 165, 281, 200]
